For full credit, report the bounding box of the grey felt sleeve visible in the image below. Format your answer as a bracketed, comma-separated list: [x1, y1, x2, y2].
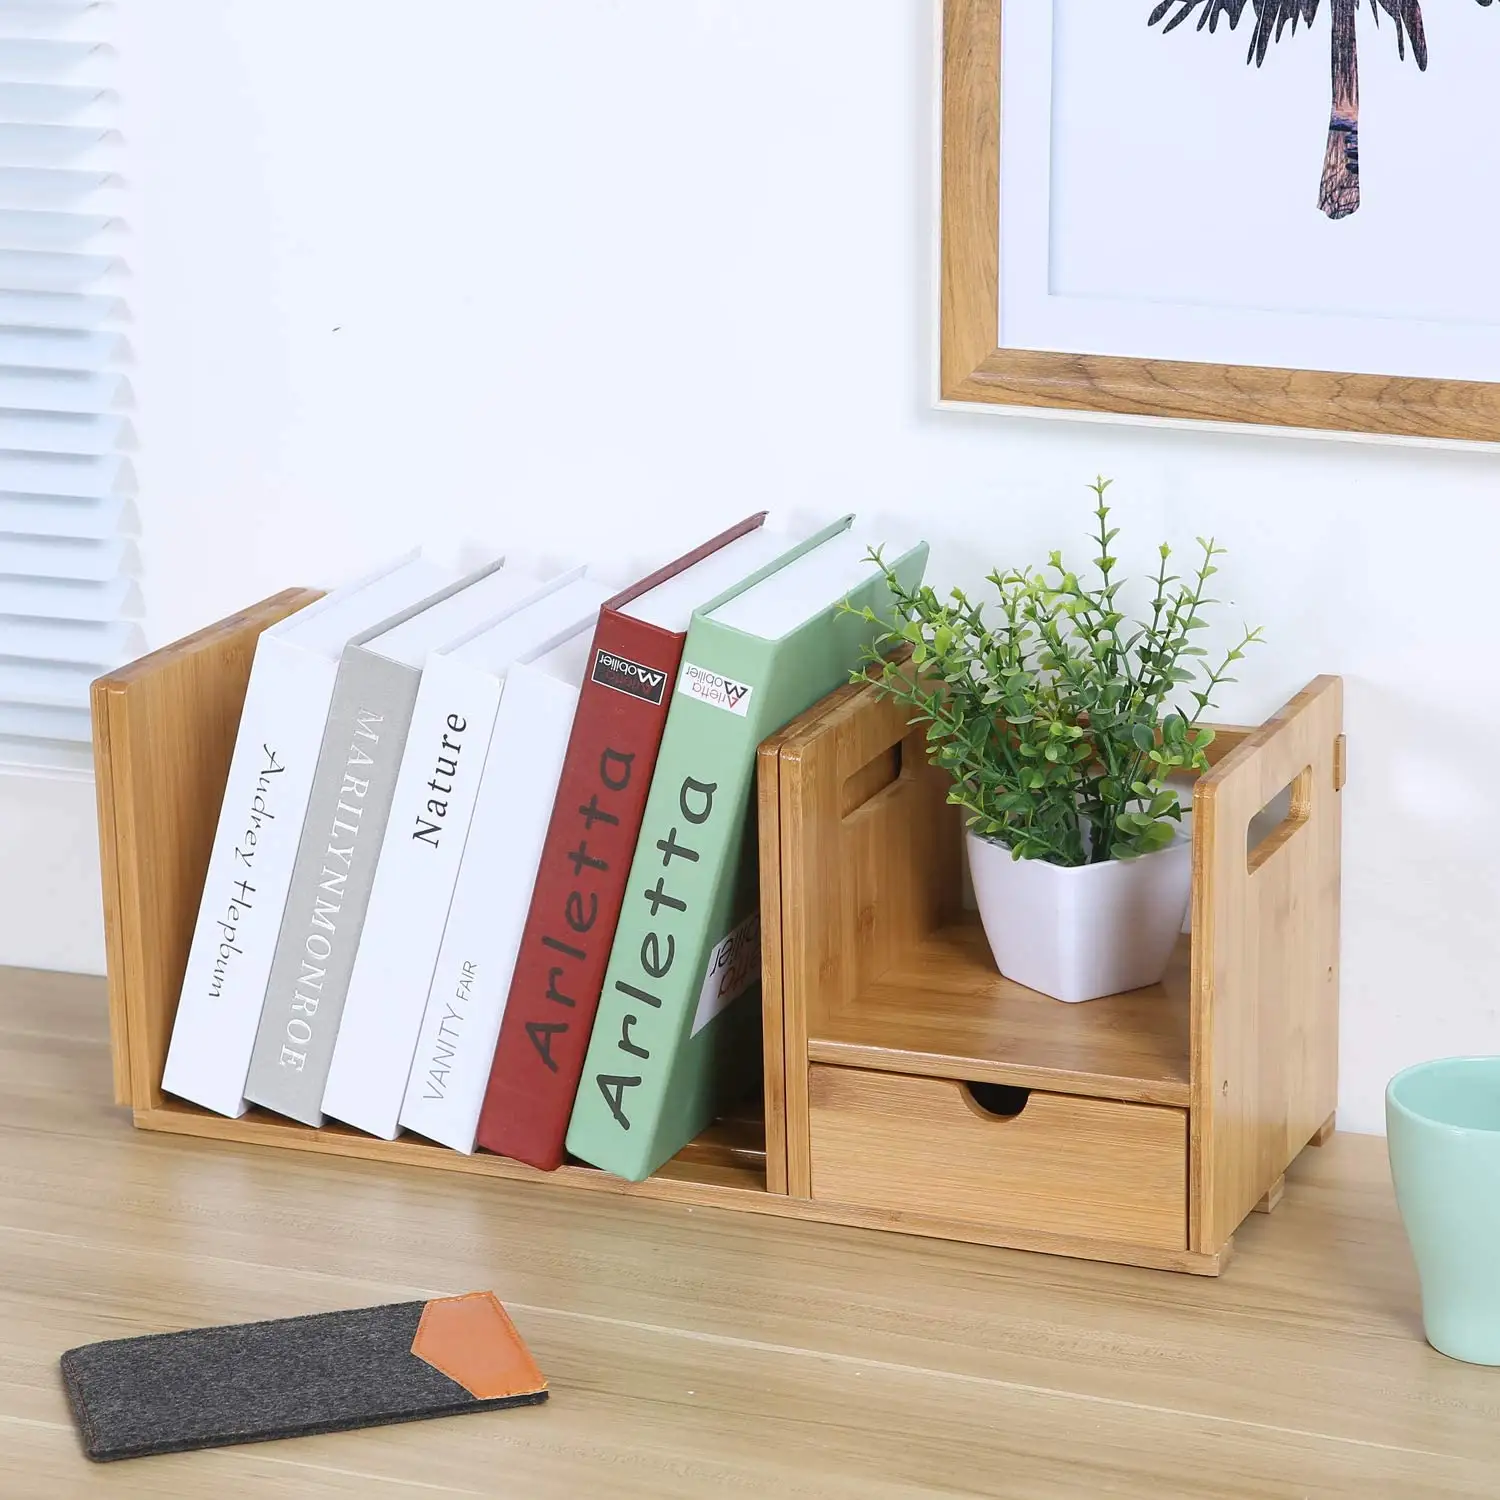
[60, 1300, 546, 1462]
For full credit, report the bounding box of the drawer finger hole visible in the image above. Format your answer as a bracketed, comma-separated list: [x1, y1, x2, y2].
[963, 1082, 1031, 1120]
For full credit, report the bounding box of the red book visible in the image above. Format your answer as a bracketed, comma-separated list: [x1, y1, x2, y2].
[476, 513, 772, 1168]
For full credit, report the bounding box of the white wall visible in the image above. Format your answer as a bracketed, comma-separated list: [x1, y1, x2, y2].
[0, 775, 106, 975]
[5, 0, 1495, 1133]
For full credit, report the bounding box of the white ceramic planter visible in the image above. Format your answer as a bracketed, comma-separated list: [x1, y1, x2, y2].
[965, 830, 1192, 1003]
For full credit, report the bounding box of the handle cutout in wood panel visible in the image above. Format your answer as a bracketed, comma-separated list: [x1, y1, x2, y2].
[1246, 766, 1313, 874]
[963, 1082, 1031, 1120]
[841, 740, 903, 817]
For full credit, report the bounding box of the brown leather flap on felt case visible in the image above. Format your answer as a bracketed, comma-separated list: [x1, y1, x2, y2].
[411, 1293, 547, 1401]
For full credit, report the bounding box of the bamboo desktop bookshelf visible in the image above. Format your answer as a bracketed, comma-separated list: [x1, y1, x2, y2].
[94, 591, 1344, 1276]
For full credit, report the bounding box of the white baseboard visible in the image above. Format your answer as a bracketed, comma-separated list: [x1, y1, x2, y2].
[0, 771, 107, 975]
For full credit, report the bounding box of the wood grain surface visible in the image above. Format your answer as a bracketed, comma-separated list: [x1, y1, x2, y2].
[810, 920, 1192, 1107]
[1191, 676, 1344, 1252]
[807, 1065, 1188, 1249]
[941, 0, 1500, 443]
[91, 588, 322, 1110]
[3, 965, 1496, 1498]
[756, 680, 867, 1197]
[774, 684, 959, 1197]
[769, 667, 1341, 1266]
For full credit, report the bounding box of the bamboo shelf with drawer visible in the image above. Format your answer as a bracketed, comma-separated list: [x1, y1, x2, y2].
[93, 591, 1341, 1277]
[759, 670, 1344, 1274]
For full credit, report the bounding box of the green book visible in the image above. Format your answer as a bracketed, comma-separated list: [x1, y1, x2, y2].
[565, 518, 928, 1180]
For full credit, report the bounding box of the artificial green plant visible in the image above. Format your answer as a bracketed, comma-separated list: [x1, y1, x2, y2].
[847, 480, 1263, 868]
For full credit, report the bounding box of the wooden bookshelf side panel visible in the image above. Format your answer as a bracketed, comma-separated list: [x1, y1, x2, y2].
[92, 678, 131, 1105]
[757, 732, 790, 1195]
[758, 676, 901, 1198]
[776, 682, 959, 1195]
[1191, 677, 1344, 1253]
[784, 684, 959, 1035]
[92, 590, 322, 1111]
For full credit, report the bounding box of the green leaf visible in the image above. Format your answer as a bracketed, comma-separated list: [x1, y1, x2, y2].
[844, 504, 1259, 874]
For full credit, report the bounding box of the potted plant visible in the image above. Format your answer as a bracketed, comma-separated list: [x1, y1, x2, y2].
[848, 480, 1263, 1003]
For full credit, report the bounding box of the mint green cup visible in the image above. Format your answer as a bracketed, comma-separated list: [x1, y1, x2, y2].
[1387, 1057, 1500, 1365]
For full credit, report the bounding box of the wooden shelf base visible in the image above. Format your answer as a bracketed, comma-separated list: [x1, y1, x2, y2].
[130, 1100, 1228, 1275]
[136, 1100, 768, 1201]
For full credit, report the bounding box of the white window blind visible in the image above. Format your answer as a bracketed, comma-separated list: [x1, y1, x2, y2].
[0, 0, 135, 777]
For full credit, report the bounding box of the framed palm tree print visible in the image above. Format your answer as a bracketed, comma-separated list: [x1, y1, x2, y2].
[940, 0, 1500, 441]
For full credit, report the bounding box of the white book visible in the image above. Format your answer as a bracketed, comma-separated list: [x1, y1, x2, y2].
[320, 567, 604, 1138]
[161, 552, 457, 1118]
[398, 594, 609, 1153]
[244, 557, 564, 1126]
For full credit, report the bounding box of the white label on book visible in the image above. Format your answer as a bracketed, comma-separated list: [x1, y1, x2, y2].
[198, 741, 287, 1004]
[691, 911, 761, 1036]
[677, 661, 753, 716]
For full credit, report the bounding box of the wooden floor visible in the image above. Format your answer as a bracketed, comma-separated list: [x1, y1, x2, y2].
[2, 971, 1497, 1498]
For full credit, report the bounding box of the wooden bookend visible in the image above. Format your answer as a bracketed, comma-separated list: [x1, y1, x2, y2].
[93, 590, 323, 1110]
[1190, 678, 1344, 1251]
[764, 674, 1343, 1274]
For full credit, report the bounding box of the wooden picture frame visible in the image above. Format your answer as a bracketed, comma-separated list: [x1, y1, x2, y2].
[939, 0, 1500, 444]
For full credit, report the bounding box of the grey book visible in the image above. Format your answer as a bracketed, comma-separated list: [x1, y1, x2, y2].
[244, 557, 551, 1124]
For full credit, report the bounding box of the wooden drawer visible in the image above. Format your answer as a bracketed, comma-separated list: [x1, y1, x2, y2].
[807, 1066, 1187, 1251]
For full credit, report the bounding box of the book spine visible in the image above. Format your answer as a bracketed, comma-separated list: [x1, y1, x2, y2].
[161, 635, 336, 1118]
[398, 667, 581, 1153]
[243, 648, 422, 1124]
[564, 623, 778, 1181]
[320, 654, 503, 1139]
[473, 609, 685, 1169]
